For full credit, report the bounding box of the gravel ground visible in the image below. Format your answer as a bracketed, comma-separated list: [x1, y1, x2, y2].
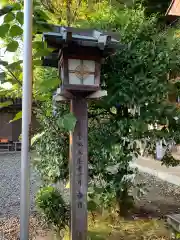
[0, 153, 180, 219]
[0, 153, 40, 218]
[134, 172, 180, 218]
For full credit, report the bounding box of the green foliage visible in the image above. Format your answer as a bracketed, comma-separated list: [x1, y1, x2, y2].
[57, 113, 77, 131]
[0, 100, 13, 108]
[4, 12, 15, 22]
[34, 102, 69, 183]
[16, 11, 24, 25]
[0, 23, 10, 38]
[0, 1, 54, 99]
[139, 0, 171, 16]
[9, 25, 23, 37]
[36, 186, 69, 235]
[6, 40, 19, 52]
[31, 131, 45, 146]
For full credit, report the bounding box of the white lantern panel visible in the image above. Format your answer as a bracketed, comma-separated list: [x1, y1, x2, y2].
[69, 73, 81, 85]
[83, 60, 95, 72]
[68, 59, 81, 70]
[68, 59, 96, 85]
[83, 75, 95, 85]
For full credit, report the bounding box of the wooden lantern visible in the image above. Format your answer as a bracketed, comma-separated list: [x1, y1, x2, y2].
[42, 26, 120, 95]
[59, 45, 101, 92]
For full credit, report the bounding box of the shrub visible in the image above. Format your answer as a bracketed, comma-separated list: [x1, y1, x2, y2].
[35, 186, 70, 238]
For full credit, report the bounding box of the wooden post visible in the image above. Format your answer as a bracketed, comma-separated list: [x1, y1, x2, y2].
[70, 97, 88, 240]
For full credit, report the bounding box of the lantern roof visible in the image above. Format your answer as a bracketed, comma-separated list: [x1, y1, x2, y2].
[43, 26, 119, 48]
[42, 25, 120, 68]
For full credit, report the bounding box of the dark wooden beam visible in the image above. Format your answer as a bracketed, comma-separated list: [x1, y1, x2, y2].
[70, 97, 88, 240]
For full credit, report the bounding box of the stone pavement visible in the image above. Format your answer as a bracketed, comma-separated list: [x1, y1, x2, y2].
[131, 155, 180, 186]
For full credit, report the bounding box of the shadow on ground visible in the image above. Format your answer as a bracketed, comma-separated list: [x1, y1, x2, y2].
[130, 201, 180, 219]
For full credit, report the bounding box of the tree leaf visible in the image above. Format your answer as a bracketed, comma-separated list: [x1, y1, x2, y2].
[12, 3, 21, 11]
[32, 41, 45, 49]
[0, 6, 13, 17]
[0, 72, 6, 82]
[0, 100, 12, 108]
[7, 60, 23, 70]
[0, 72, 6, 77]
[34, 48, 52, 58]
[16, 11, 23, 25]
[57, 113, 77, 131]
[0, 60, 8, 66]
[33, 59, 42, 67]
[38, 78, 59, 93]
[62, 113, 77, 131]
[10, 111, 22, 122]
[9, 25, 23, 37]
[34, 9, 50, 21]
[6, 41, 19, 52]
[0, 23, 10, 38]
[4, 12, 15, 22]
[65, 181, 70, 189]
[34, 93, 51, 101]
[0, 89, 8, 96]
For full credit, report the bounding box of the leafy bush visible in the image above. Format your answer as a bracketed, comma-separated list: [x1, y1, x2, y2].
[35, 186, 70, 238]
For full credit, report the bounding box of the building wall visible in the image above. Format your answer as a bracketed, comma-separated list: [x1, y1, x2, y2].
[0, 112, 39, 142]
[12, 117, 21, 142]
[0, 113, 13, 141]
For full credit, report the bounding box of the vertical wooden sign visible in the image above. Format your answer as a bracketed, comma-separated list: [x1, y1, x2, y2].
[70, 97, 88, 240]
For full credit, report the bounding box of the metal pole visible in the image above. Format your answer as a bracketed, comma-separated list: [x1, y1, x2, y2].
[70, 97, 88, 240]
[20, 0, 33, 239]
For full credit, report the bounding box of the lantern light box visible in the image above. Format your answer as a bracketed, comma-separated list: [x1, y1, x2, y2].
[42, 26, 120, 95]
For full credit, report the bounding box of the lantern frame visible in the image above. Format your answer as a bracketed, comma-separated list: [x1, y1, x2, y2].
[59, 45, 102, 92]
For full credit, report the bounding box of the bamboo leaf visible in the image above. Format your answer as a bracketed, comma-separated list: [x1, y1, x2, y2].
[0, 100, 13, 108]
[10, 111, 22, 122]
